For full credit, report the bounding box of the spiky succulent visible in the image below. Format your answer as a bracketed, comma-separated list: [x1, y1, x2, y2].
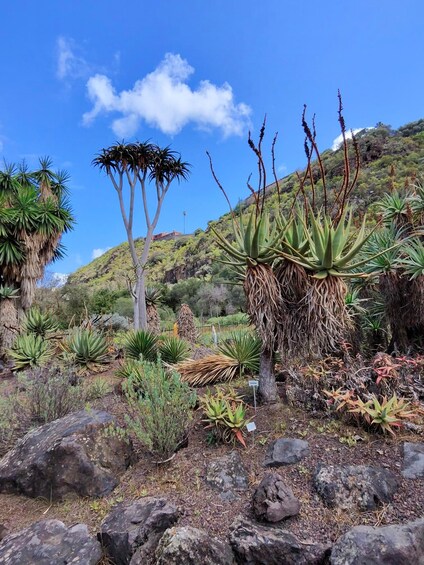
[281, 210, 385, 279]
[22, 308, 58, 337]
[212, 209, 282, 267]
[123, 330, 158, 361]
[159, 336, 190, 364]
[9, 333, 53, 369]
[0, 285, 19, 299]
[64, 328, 109, 367]
[402, 239, 424, 279]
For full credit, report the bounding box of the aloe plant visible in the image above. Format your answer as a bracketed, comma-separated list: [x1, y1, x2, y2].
[22, 308, 58, 338]
[10, 333, 53, 369]
[65, 328, 109, 367]
[281, 210, 383, 279]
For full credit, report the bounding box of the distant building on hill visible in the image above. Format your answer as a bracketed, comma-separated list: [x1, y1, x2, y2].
[152, 230, 183, 241]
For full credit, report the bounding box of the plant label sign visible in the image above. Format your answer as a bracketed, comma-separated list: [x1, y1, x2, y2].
[246, 422, 257, 432]
[248, 380, 259, 388]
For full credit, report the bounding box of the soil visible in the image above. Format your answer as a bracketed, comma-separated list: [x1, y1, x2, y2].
[0, 365, 423, 548]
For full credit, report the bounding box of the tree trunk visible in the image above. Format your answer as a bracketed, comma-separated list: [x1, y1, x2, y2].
[0, 299, 19, 359]
[258, 346, 278, 403]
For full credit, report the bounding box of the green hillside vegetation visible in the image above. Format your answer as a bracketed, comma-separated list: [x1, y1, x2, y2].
[68, 120, 424, 297]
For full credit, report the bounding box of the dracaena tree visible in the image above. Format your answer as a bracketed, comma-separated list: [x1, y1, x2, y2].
[0, 158, 74, 357]
[93, 142, 190, 330]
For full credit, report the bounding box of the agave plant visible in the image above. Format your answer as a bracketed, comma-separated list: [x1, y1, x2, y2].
[123, 329, 158, 361]
[9, 333, 53, 369]
[218, 331, 261, 376]
[64, 328, 109, 368]
[159, 336, 190, 364]
[22, 308, 58, 338]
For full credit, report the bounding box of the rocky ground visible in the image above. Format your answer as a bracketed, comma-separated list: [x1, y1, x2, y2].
[0, 367, 423, 563]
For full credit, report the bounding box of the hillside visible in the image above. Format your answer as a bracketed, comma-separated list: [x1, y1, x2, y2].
[68, 120, 424, 290]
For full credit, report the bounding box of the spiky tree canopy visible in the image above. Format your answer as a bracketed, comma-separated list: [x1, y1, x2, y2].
[0, 158, 74, 310]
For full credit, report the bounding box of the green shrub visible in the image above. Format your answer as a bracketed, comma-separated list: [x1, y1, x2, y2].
[159, 336, 190, 364]
[123, 330, 158, 361]
[124, 360, 196, 459]
[20, 366, 84, 424]
[218, 331, 261, 375]
[22, 308, 58, 338]
[10, 333, 54, 369]
[116, 359, 146, 392]
[207, 313, 249, 327]
[64, 328, 109, 368]
[84, 377, 112, 400]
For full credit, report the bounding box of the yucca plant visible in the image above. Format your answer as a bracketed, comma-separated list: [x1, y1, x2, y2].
[21, 307, 58, 338]
[159, 336, 190, 364]
[9, 333, 53, 369]
[218, 331, 261, 376]
[64, 328, 109, 368]
[402, 240, 424, 279]
[123, 329, 158, 361]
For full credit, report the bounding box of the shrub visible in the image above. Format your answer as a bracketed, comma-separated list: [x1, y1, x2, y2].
[20, 366, 84, 424]
[64, 328, 109, 368]
[21, 308, 58, 338]
[159, 336, 190, 364]
[9, 333, 54, 369]
[218, 331, 261, 375]
[124, 360, 196, 459]
[84, 377, 112, 400]
[116, 359, 146, 393]
[207, 313, 249, 327]
[123, 330, 158, 361]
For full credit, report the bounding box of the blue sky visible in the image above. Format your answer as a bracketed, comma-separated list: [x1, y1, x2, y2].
[1, 1, 423, 277]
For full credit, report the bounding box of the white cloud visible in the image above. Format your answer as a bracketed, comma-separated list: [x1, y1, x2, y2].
[52, 273, 69, 286]
[56, 36, 90, 81]
[83, 53, 251, 137]
[92, 247, 111, 259]
[332, 127, 372, 151]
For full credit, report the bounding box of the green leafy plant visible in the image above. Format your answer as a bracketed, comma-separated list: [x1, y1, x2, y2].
[9, 333, 53, 369]
[64, 328, 109, 369]
[123, 330, 158, 361]
[84, 377, 112, 400]
[200, 388, 249, 447]
[349, 394, 417, 436]
[159, 336, 190, 364]
[22, 307, 58, 337]
[218, 331, 261, 375]
[124, 360, 196, 459]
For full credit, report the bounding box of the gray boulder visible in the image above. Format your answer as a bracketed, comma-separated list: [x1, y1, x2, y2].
[0, 524, 8, 541]
[229, 516, 329, 564]
[0, 409, 134, 500]
[0, 519, 101, 565]
[264, 438, 310, 467]
[99, 497, 179, 565]
[206, 451, 248, 501]
[155, 526, 235, 565]
[252, 472, 300, 522]
[402, 442, 424, 479]
[313, 464, 398, 510]
[330, 518, 424, 564]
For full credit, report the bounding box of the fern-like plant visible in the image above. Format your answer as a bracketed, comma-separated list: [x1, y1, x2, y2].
[10, 333, 53, 369]
[159, 336, 190, 364]
[123, 330, 158, 361]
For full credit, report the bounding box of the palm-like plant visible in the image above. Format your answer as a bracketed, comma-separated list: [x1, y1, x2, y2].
[0, 158, 75, 355]
[218, 331, 261, 375]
